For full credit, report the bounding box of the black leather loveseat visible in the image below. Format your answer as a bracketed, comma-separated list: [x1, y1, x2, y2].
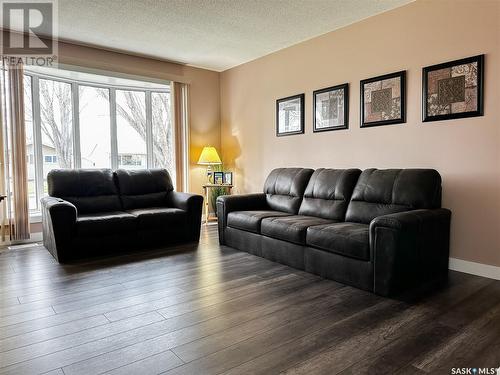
[41, 168, 203, 263]
[217, 168, 451, 296]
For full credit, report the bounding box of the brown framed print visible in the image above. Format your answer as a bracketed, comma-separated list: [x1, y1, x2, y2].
[276, 94, 305, 136]
[360, 70, 406, 128]
[313, 83, 349, 132]
[422, 54, 484, 122]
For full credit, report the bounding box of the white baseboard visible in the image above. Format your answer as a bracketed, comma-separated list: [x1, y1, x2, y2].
[449, 257, 500, 281]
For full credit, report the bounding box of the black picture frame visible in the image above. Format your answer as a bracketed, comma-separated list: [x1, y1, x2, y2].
[313, 83, 349, 132]
[223, 172, 233, 185]
[276, 94, 305, 136]
[360, 70, 406, 128]
[213, 172, 224, 185]
[422, 54, 484, 122]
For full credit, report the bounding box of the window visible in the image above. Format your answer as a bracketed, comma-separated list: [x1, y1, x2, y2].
[24, 67, 172, 215]
[152, 92, 175, 182]
[38, 78, 74, 196]
[79, 86, 111, 168]
[24, 75, 37, 211]
[116, 90, 147, 170]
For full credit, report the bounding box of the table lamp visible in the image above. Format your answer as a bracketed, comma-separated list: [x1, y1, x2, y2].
[197, 146, 222, 183]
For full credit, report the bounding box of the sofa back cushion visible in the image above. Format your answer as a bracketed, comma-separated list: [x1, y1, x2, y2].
[115, 169, 174, 210]
[263, 168, 313, 214]
[345, 168, 442, 224]
[48, 169, 121, 214]
[298, 168, 361, 220]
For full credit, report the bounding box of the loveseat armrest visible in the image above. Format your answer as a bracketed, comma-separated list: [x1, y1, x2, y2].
[216, 193, 268, 244]
[41, 196, 77, 263]
[370, 208, 451, 296]
[167, 191, 203, 242]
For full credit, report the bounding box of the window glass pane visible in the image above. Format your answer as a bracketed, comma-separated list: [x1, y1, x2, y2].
[116, 90, 146, 170]
[24, 75, 38, 211]
[39, 78, 73, 195]
[152, 91, 175, 182]
[79, 86, 111, 168]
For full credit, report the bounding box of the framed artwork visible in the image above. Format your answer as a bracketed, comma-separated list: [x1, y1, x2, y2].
[276, 94, 305, 136]
[223, 172, 233, 185]
[422, 54, 484, 122]
[313, 83, 349, 132]
[360, 70, 406, 128]
[213, 172, 224, 185]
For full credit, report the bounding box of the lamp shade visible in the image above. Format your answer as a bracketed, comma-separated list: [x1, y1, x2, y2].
[197, 146, 222, 165]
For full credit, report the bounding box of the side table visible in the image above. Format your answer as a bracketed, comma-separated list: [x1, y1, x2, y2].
[202, 184, 233, 224]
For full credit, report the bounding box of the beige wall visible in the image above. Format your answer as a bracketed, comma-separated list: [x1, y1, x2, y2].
[220, 0, 500, 267]
[58, 41, 220, 196]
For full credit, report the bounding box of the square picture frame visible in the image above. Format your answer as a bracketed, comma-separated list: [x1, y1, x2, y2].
[313, 83, 349, 132]
[276, 94, 305, 136]
[223, 172, 233, 185]
[360, 70, 406, 128]
[422, 54, 484, 122]
[213, 172, 224, 185]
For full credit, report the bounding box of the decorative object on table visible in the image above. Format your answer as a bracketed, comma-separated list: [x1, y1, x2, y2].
[276, 94, 305, 136]
[360, 71, 406, 128]
[223, 172, 233, 185]
[422, 54, 484, 122]
[213, 172, 224, 185]
[197, 146, 222, 183]
[313, 83, 349, 132]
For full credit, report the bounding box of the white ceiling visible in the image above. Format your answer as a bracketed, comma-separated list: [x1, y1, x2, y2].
[56, 0, 413, 72]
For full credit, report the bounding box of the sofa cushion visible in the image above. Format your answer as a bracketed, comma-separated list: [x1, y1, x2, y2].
[115, 169, 174, 210]
[346, 169, 442, 224]
[127, 207, 187, 230]
[227, 210, 291, 234]
[77, 211, 136, 236]
[298, 168, 361, 220]
[261, 215, 333, 245]
[263, 168, 314, 214]
[306, 222, 370, 261]
[48, 169, 121, 214]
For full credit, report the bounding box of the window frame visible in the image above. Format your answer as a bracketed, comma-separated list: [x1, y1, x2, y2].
[24, 70, 172, 216]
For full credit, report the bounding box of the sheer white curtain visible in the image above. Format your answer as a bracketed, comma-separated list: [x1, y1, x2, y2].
[0, 62, 30, 240]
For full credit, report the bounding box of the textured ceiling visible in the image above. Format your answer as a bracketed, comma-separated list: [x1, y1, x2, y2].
[55, 0, 413, 72]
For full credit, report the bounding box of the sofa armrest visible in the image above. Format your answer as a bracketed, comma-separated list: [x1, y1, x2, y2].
[370, 208, 451, 296]
[41, 196, 77, 263]
[216, 193, 268, 244]
[167, 191, 203, 242]
[168, 191, 203, 213]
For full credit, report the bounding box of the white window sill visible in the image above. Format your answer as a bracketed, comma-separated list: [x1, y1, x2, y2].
[30, 213, 42, 223]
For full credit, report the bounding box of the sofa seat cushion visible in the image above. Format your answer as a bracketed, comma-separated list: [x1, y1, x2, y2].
[306, 222, 370, 261]
[77, 211, 137, 236]
[261, 215, 334, 245]
[227, 210, 291, 234]
[127, 207, 187, 230]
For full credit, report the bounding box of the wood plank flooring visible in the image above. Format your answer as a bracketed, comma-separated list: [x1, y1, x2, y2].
[0, 225, 499, 375]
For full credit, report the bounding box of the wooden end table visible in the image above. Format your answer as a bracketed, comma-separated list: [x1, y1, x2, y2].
[202, 184, 233, 224]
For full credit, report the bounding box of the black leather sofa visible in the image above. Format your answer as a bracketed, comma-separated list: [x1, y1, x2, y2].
[41, 168, 203, 263]
[217, 168, 451, 296]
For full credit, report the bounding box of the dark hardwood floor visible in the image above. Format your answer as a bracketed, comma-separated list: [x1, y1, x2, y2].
[0, 225, 499, 375]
